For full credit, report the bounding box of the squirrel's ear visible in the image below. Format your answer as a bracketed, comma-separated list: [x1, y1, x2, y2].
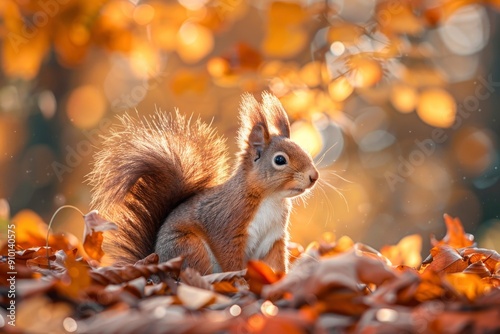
[238, 93, 270, 153]
[248, 123, 269, 156]
[261, 92, 290, 138]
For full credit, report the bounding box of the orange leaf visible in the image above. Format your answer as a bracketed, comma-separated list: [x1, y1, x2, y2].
[83, 210, 117, 262]
[444, 273, 489, 301]
[460, 248, 500, 273]
[55, 251, 91, 299]
[381, 234, 422, 268]
[432, 214, 474, 249]
[423, 245, 468, 274]
[246, 260, 282, 295]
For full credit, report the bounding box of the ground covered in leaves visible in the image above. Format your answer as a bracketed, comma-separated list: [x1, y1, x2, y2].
[1, 211, 500, 333]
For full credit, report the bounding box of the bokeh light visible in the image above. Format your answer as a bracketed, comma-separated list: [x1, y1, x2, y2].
[416, 88, 457, 128]
[176, 22, 214, 63]
[66, 85, 106, 129]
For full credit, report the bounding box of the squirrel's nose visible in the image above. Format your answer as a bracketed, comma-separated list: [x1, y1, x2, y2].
[308, 169, 319, 185]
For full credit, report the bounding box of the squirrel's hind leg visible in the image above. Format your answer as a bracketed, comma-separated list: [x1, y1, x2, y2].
[155, 229, 216, 274]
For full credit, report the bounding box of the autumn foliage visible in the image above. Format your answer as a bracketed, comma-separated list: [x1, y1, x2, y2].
[1, 210, 499, 333]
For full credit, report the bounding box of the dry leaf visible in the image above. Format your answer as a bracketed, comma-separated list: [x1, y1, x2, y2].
[423, 245, 468, 274]
[381, 234, 422, 267]
[246, 260, 283, 295]
[444, 273, 489, 301]
[263, 250, 396, 307]
[83, 210, 118, 262]
[177, 284, 230, 310]
[181, 267, 213, 291]
[90, 256, 183, 285]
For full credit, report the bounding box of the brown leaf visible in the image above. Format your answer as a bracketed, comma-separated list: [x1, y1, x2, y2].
[365, 271, 421, 306]
[263, 250, 396, 308]
[203, 269, 247, 284]
[428, 302, 500, 333]
[26, 249, 71, 276]
[423, 245, 468, 274]
[180, 267, 213, 291]
[122, 277, 147, 298]
[463, 261, 491, 278]
[460, 247, 500, 273]
[176, 284, 230, 310]
[83, 210, 118, 262]
[90, 256, 183, 285]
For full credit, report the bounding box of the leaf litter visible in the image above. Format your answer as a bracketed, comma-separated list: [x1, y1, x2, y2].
[1, 210, 500, 333]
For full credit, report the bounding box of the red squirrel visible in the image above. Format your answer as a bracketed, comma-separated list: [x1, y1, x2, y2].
[88, 92, 319, 273]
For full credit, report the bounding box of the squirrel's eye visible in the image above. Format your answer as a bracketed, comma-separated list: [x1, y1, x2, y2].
[274, 155, 287, 166]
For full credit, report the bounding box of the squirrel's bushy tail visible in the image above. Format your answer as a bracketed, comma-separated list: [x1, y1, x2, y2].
[87, 110, 230, 265]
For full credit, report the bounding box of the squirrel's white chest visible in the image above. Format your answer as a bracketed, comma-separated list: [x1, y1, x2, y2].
[245, 197, 288, 260]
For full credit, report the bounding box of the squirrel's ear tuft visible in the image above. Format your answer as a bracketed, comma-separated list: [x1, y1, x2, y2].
[238, 93, 270, 152]
[261, 92, 290, 138]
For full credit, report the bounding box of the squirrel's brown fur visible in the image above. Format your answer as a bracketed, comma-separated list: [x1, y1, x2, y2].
[88, 92, 318, 272]
[88, 111, 230, 265]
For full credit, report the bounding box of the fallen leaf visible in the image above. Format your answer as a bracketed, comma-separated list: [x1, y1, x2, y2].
[263, 250, 396, 308]
[83, 210, 118, 262]
[423, 245, 468, 274]
[90, 256, 183, 285]
[444, 273, 490, 301]
[246, 260, 283, 295]
[381, 234, 422, 268]
[432, 214, 474, 248]
[181, 267, 213, 291]
[176, 284, 230, 310]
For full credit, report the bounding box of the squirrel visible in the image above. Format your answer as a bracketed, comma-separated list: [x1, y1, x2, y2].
[88, 92, 319, 274]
